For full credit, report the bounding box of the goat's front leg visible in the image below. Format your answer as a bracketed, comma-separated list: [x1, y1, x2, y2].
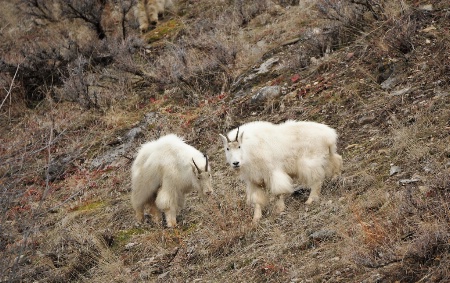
[246, 182, 268, 224]
[253, 203, 263, 224]
[164, 208, 177, 228]
[155, 188, 177, 228]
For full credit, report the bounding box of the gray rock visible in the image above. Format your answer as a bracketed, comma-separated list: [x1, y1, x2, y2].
[309, 229, 336, 241]
[419, 4, 433, 11]
[251, 86, 282, 104]
[255, 57, 279, 75]
[390, 87, 411, 97]
[381, 76, 397, 90]
[90, 112, 158, 169]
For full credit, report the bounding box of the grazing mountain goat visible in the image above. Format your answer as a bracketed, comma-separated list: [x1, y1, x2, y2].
[131, 134, 212, 227]
[135, 0, 174, 33]
[219, 121, 342, 224]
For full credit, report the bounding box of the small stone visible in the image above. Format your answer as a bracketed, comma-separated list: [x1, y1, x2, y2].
[419, 4, 433, 11]
[399, 178, 421, 185]
[158, 271, 170, 279]
[309, 229, 336, 241]
[390, 165, 401, 176]
[125, 242, 136, 250]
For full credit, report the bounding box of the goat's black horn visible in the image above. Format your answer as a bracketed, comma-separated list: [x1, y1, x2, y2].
[204, 154, 208, 172]
[192, 158, 201, 173]
[235, 126, 240, 141]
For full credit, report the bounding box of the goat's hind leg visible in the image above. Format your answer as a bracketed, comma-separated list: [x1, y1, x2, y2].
[147, 198, 162, 226]
[297, 159, 326, 205]
[131, 193, 146, 223]
[134, 203, 145, 223]
[136, 0, 150, 33]
[274, 194, 286, 214]
[305, 181, 322, 205]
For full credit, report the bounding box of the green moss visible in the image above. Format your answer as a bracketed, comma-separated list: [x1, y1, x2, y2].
[143, 19, 184, 44]
[74, 201, 106, 212]
[181, 223, 197, 233]
[114, 228, 146, 248]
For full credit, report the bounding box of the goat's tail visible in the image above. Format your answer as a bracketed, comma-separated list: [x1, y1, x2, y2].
[328, 144, 343, 178]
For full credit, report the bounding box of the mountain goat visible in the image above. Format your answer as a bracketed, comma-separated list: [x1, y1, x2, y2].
[135, 0, 174, 33]
[131, 134, 212, 227]
[219, 120, 342, 224]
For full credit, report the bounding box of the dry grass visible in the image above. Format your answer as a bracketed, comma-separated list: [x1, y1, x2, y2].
[1, 0, 450, 282]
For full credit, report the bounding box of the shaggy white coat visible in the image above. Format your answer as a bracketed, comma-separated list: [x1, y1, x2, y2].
[131, 134, 212, 227]
[220, 120, 342, 223]
[135, 0, 174, 33]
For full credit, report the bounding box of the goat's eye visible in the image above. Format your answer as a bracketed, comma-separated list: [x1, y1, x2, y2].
[238, 146, 241, 149]
[226, 148, 229, 151]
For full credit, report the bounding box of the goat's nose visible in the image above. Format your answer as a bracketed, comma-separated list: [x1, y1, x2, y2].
[233, 161, 239, 166]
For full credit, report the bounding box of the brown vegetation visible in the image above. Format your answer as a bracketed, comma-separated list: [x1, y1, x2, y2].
[1, 0, 449, 282]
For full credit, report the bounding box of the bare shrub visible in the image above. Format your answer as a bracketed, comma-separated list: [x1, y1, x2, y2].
[316, 0, 373, 36]
[277, 0, 300, 7]
[383, 11, 419, 54]
[1, 1, 144, 109]
[140, 0, 285, 104]
[145, 30, 237, 105]
[22, 0, 136, 40]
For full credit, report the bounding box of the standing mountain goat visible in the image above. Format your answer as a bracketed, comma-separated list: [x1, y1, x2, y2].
[219, 120, 342, 224]
[131, 134, 212, 227]
[135, 0, 174, 33]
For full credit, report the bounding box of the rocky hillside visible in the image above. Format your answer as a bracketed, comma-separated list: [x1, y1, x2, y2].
[1, 0, 449, 282]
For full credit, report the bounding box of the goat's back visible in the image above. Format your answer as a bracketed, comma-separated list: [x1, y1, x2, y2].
[234, 120, 337, 161]
[132, 134, 205, 175]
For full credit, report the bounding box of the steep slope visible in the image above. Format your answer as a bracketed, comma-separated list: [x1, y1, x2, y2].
[1, 0, 449, 282]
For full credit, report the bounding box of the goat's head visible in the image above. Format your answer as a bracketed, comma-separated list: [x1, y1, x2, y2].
[192, 154, 213, 196]
[219, 126, 244, 170]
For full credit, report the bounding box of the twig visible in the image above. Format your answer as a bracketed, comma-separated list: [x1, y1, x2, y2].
[0, 64, 19, 111]
[42, 116, 55, 203]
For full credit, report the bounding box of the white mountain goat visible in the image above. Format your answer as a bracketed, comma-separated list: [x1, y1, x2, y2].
[134, 0, 174, 33]
[131, 134, 212, 227]
[219, 120, 342, 224]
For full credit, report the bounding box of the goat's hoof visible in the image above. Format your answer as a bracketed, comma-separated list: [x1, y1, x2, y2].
[274, 205, 286, 215]
[305, 197, 318, 205]
[252, 217, 261, 225]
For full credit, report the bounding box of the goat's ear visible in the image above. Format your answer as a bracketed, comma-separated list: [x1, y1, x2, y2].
[219, 134, 228, 146]
[238, 131, 244, 144]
